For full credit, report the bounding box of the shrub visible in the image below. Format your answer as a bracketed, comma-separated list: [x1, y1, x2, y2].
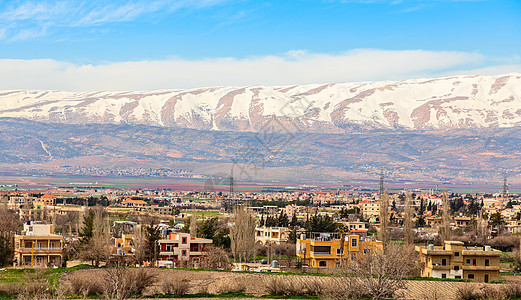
[215, 279, 247, 294]
[103, 267, 156, 299]
[162, 277, 190, 295]
[456, 284, 482, 300]
[64, 271, 104, 295]
[0, 282, 21, 295]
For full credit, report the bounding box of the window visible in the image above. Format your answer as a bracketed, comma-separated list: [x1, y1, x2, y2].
[466, 259, 471, 264]
[472, 259, 476, 266]
[468, 274, 475, 279]
[441, 259, 447, 266]
[37, 242, 42, 249]
[454, 265, 460, 271]
[351, 238, 358, 247]
[485, 259, 489, 266]
[455, 276, 461, 279]
[454, 252, 460, 257]
[318, 261, 327, 267]
[336, 248, 341, 255]
[182, 250, 187, 256]
[182, 237, 187, 244]
[50, 242, 55, 249]
[441, 274, 446, 278]
[484, 274, 489, 283]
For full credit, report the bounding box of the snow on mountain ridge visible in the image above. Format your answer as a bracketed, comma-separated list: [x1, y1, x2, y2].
[1, 73, 520, 131]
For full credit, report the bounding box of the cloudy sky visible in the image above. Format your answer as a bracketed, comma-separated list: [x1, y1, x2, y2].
[0, 0, 520, 91]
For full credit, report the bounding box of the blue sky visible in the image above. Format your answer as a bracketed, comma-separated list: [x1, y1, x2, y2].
[0, 0, 520, 90]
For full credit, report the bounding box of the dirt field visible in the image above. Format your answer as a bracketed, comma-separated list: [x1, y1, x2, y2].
[62, 268, 521, 300]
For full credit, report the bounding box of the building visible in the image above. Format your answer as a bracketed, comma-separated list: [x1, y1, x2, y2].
[13, 222, 64, 268]
[113, 233, 135, 256]
[453, 216, 472, 228]
[39, 194, 56, 206]
[121, 198, 147, 207]
[158, 232, 212, 267]
[360, 200, 380, 219]
[296, 232, 382, 268]
[340, 221, 368, 236]
[255, 226, 290, 244]
[415, 240, 501, 282]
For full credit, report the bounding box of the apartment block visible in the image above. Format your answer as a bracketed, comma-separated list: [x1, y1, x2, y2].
[255, 226, 289, 244]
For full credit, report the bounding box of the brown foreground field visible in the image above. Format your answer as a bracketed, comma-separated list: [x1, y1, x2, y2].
[60, 268, 521, 300]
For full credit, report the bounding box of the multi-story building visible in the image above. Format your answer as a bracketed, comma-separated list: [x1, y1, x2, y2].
[158, 232, 212, 267]
[296, 232, 382, 268]
[13, 222, 63, 268]
[255, 226, 290, 244]
[360, 200, 380, 219]
[416, 240, 501, 282]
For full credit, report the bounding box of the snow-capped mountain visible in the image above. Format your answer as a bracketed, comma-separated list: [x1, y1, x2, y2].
[1, 73, 520, 131]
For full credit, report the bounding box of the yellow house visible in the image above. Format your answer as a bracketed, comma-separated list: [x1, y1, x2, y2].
[296, 232, 382, 268]
[416, 241, 501, 282]
[113, 233, 135, 255]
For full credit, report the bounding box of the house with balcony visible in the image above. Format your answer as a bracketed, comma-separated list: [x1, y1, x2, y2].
[255, 226, 289, 244]
[416, 240, 501, 282]
[13, 222, 63, 268]
[158, 232, 212, 267]
[296, 232, 382, 268]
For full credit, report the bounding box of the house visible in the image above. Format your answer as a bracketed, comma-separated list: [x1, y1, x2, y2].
[255, 226, 289, 244]
[113, 233, 135, 255]
[13, 222, 64, 268]
[121, 198, 147, 207]
[415, 241, 501, 282]
[158, 232, 212, 267]
[453, 216, 472, 228]
[296, 232, 382, 268]
[39, 194, 56, 206]
[340, 221, 368, 235]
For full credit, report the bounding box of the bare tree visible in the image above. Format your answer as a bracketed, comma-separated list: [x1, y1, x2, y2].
[103, 266, 156, 300]
[229, 205, 255, 263]
[343, 243, 420, 300]
[189, 214, 197, 237]
[133, 225, 147, 266]
[404, 191, 414, 245]
[441, 189, 451, 243]
[200, 246, 232, 270]
[379, 191, 389, 248]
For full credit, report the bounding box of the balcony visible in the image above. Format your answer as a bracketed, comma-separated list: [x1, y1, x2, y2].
[310, 251, 331, 256]
[462, 265, 500, 271]
[17, 247, 63, 254]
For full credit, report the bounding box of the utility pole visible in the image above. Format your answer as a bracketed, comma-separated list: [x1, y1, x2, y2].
[503, 172, 508, 197]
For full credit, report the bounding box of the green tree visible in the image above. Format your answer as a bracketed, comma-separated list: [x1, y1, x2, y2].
[0, 235, 13, 267]
[145, 223, 161, 263]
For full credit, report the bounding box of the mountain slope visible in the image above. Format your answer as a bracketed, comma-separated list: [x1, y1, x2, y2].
[1, 73, 520, 131]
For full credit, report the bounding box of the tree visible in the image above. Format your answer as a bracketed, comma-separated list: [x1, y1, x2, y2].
[415, 216, 426, 228]
[133, 225, 147, 266]
[189, 215, 197, 237]
[343, 244, 420, 300]
[229, 205, 256, 263]
[0, 235, 13, 267]
[78, 207, 111, 266]
[200, 246, 232, 270]
[441, 190, 451, 243]
[305, 215, 337, 233]
[145, 223, 161, 264]
[404, 191, 414, 245]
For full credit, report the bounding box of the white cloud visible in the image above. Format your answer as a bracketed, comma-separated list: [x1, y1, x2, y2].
[0, 49, 510, 91]
[0, 0, 230, 40]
